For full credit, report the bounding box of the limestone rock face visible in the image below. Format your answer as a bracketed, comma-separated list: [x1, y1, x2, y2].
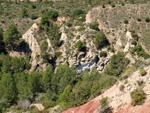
[22, 23, 41, 71]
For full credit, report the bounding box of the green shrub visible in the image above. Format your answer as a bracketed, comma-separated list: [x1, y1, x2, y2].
[111, 4, 115, 7]
[140, 69, 147, 76]
[55, 51, 62, 59]
[69, 81, 92, 107]
[131, 44, 150, 59]
[40, 41, 48, 53]
[100, 51, 107, 57]
[74, 40, 86, 51]
[121, 2, 125, 6]
[99, 75, 117, 90]
[91, 82, 101, 97]
[124, 20, 129, 24]
[30, 14, 38, 20]
[100, 97, 109, 113]
[65, 21, 72, 27]
[95, 31, 109, 49]
[131, 40, 137, 45]
[130, 0, 135, 4]
[78, 26, 86, 31]
[21, 8, 28, 18]
[137, 18, 141, 22]
[47, 9, 59, 20]
[102, 5, 105, 8]
[104, 52, 130, 76]
[131, 33, 139, 41]
[107, 45, 111, 51]
[73, 8, 85, 16]
[130, 89, 146, 106]
[30, 4, 36, 9]
[145, 17, 150, 22]
[76, 35, 80, 39]
[119, 85, 125, 91]
[89, 22, 99, 31]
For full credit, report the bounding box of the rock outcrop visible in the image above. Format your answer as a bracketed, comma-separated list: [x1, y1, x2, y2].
[22, 23, 41, 71]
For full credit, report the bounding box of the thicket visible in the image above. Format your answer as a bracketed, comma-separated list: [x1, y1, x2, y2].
[104, 52, 130, 76]
[95, 31, 109, 49]
[131, 44, 150, 59]
[74, 40, 86, 52]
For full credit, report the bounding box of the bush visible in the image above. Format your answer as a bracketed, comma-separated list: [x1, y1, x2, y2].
[130, 89, 146, 106]
[47, 10, 59, 20]
[131, 44, 150, 59]
[76, 35, 80, 39]
[124, 20, 129, 24]
[74, 40, 86, 51]
[145, 17, 150, 22]
[111, 4, 115, 7]
[137, 18, 141, 22]
[78, 26, 86, 31]
[131, 40, 137, 45]
[107, 45, 111, 51]
[119, 85, 125, 91]
[73, 8, 85, 16]
[140, 69, 147, 76]
[100, 51, 107, 57]
[100, 97, 110, 113]
[21, 8, 28, 18]
[89, 22, 99, 31]
[95, 31, 109, 49]
[131, 33, 139, 41]
[91, 82, 101, 97]
[102, 5, 105, 8]
[104, 52, 130, 76]
[65, 21, 72, 27]
[99, 75, 117, 90]
[55, 51, 62, 59]
[30, 14, 38, 20]
[40, 41, 48, 53]
[69, 81, 92, 107]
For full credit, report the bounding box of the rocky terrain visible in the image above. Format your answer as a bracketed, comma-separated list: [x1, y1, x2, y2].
[1, 1, 150, 113]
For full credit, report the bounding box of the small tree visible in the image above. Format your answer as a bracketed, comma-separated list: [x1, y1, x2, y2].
[47, 10, 59, 20]
[3, 24, 21, 50]
[100, 97, 110, 113]
[100, 51, 107, 57]
[74, 40, 86, 51]
[130, 89, 146, 106]
[21, 8, 28, 18]
[95, 31, 109, 49]
[104, 52, 130, 76]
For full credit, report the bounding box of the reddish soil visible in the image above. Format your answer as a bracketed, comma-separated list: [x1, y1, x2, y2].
[63, 99, 150, 113]
[62, 99, 100, 113]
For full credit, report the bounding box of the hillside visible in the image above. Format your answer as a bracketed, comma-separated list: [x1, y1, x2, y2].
[0, 0, 150, 113]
